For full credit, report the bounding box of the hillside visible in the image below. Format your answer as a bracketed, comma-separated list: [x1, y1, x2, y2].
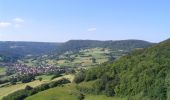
[0, 42, 60, 62]
[19, 47, 125, 68]
[0, 39, 154, 100]
[16, 40, 153, 68]
[73, 39, 170, 100]
[0, 40, 153, 63]
[51, 40, 153, 56]
[25, 83, 127, 100]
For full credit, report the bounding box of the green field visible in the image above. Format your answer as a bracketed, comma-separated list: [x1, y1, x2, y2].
[25, 83, 78, 100]
[57, 48, 110, 67]
[25, 83, 126, 100]
[1, 80, 126, 100]
[0, 80, 45, 99]
[19, 48, 122, 68]
[35, 74, 54, 81]
[0, 74, 74, 99]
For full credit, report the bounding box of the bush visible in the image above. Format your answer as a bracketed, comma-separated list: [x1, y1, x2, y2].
[21, 74, 35, 83]
[25, 85, 33, 90]
[38, 77, 42, 81]
[74, 71, 85, 83]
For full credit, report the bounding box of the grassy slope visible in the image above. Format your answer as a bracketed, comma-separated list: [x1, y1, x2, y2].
[0, 80, 45, 99]
[0, 75, 53, 98]
[25, 83, 126, 100]
[0, 74, 74, 99]
[85, 95, 126, 100]
[25, 83, 78, 100]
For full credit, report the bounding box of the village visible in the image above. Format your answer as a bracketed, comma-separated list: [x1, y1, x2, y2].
[6, 63, 72, 75]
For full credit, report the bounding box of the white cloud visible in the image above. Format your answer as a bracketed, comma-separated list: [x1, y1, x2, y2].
[0, 22, 12, 28]
[13, 18, 24, 23]
[0, 18, 25, 29]
[88, 27, 97, 32]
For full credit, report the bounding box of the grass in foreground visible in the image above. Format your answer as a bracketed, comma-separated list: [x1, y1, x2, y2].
[0, 74, 74, 99]
[85, 95, 127, 100]
[25, 83, 78, 100]
[0, 80, 45, 99]
[25, 83, 126, 100]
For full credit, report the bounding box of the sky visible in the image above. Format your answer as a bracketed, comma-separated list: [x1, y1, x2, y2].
[0, 0, 170, 43]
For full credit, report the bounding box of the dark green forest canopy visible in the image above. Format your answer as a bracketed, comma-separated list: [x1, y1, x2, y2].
[77, 39, 170, 100]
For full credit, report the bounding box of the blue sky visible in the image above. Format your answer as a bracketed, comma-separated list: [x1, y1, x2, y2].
[0, 0, 170, 42]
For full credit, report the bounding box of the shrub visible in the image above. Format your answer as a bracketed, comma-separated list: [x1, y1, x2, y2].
[74, 71, 85, 83]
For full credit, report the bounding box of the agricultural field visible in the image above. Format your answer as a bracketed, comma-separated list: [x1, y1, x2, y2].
[19, 48, 125, 68]
[35, 74, 54, 81]
[0, 74, 54, 99]
[0, 74, 74, 99]
[0, 80, 45, 99]
[57, 48, 116, 67]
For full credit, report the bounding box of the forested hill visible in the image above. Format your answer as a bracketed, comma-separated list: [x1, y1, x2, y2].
[0, 40, 153, 62]
[76, 38, 170, 100]
[52, 39, 154, 56]
[0, 42, 61, 62]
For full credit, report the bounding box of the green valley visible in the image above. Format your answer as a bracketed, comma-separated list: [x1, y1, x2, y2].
[0, 39, 163, 100]
[19, 47, 125, 68]
[1, 0, 169, 99]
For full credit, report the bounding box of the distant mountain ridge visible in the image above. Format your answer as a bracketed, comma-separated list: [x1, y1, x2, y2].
[52, 39, 154, 56]
[0, 40, 154, 62]
[0, 42, 61, 62]
[63, 39, 153, 50]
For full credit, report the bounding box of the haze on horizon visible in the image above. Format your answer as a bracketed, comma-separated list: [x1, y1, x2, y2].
[0, 0, 170, 43]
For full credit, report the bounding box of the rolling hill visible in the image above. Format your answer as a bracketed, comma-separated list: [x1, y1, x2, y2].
[14, 39, 169, 100]
[0, 42, 61, 62]
[51, 40, 154, 56]
[0, 40, 153, 63]
[2, 39, 168, 100]
[73, 38, 170, 100]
